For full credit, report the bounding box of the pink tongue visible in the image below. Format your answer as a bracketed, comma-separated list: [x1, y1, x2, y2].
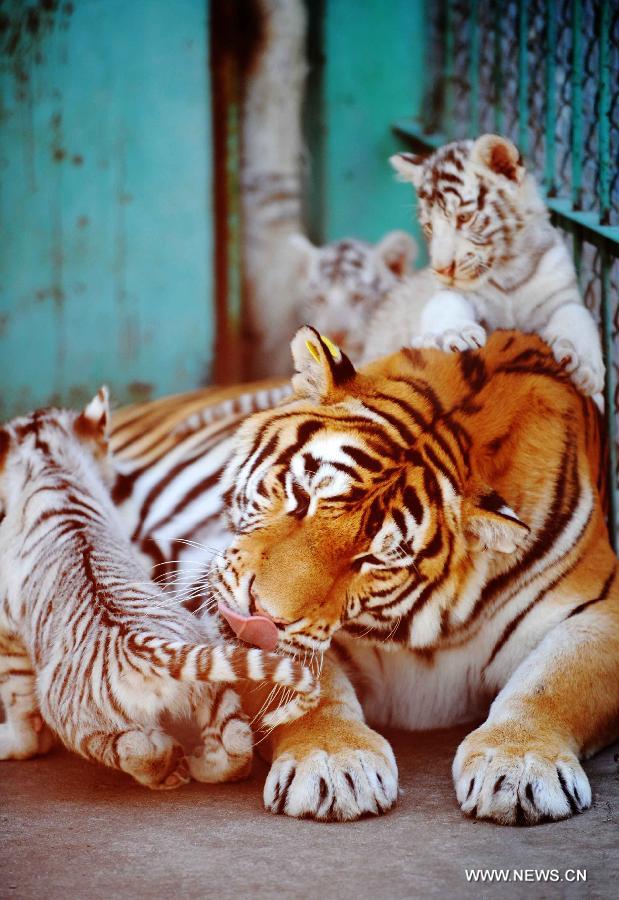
[218, 601, 280, 652]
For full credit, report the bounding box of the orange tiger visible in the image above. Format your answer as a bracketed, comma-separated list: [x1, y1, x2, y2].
[207, 326, 619, 823]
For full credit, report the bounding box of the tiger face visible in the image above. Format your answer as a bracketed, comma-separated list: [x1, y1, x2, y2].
[390, 134, 541, 290]
[290, 232, 417, 363]
[213, 328, 529, 656]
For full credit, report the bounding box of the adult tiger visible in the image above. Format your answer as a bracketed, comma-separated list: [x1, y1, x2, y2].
[110, 328, 619, 824]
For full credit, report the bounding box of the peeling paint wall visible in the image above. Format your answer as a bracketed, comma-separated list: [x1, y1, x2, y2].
[0, 0, 213, 418]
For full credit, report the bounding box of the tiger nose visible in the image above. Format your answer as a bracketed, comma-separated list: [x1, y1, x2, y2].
[435, 261, 456, 279]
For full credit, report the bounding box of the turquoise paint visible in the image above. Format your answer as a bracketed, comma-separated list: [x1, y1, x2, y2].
[0, 0, 213, 419]
[319, 0, 425, 248]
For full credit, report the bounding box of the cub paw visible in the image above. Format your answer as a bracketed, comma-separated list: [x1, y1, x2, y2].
[264, 729, 398, 821]
[545, 335, 605, 397]
[411, 324, 486, 353]
[453, 725, 591, 825]
[187, 717, 253, 784]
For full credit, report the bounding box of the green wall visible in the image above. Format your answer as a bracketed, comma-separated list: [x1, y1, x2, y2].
[0, 0, 214, 419]
[310, 0, 425, 245]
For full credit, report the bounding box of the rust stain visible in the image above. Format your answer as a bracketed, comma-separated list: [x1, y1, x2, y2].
[76, 215, 89, 228]
[72, 153, 83, 165]
[0, 0, 73, 82]
[127, 382, 154, 403]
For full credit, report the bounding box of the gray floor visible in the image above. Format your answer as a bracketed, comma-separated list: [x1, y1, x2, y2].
[1, 725, 618, 900]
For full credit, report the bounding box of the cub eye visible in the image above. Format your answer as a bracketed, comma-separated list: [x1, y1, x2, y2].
[457, 210, 475, 227]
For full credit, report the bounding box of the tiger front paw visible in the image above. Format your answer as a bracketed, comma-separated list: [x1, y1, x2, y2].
[453, 723, 591, 825]
[264, 722, 398, 821]
[411, 324, 486, 353]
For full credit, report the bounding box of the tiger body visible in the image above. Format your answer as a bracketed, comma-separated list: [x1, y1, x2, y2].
[0, 391, 318, 788]
[107, 329, 619, 822]
[366, 135, 605, 406]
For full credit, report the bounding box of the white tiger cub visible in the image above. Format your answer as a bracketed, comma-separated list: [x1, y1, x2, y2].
[0, 390, 319, 789]
[290, 231, 417, 363]
[364, 134, 605, 405]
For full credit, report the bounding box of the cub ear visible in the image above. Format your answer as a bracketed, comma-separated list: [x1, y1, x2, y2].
[465, 489, 529, 554]
[389, 152, 427, 189]
[374, 230, 418, 278]
[290, 326, 357, 401]
[74, 386, 110, 449]
[0, 428, 11, 472]
[472, 134, 524, 184]
[289, 233, 318, 275]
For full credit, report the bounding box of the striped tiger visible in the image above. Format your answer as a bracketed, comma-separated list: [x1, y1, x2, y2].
[204, 326, 618, 823]
[365, 134, 605, 408]
[0, 389, 318, 789]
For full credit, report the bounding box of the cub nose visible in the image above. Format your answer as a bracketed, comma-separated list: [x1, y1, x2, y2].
[434, 261, 456, 279]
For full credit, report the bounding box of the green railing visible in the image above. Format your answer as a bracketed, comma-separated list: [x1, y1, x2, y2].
[392, 0, 619, 547]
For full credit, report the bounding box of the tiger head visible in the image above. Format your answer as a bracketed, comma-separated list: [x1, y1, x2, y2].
[390, 134, 546, 290]
[290, 232, 417, 363]
[214, 327, 530, 656]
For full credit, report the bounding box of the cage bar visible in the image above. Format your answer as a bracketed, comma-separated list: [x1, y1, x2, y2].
[544, 0, 558, 195]
[571, 0, 583, 210]
[517, 0, 529, 157]
[598, 0, 611, 225]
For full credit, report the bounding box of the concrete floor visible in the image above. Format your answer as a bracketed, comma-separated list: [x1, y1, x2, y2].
[1, 725, 618, 900]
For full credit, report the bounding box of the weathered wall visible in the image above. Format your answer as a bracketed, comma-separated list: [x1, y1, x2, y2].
[0, 0, 214, 419]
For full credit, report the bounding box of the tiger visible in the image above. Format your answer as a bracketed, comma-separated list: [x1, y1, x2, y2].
[290, 231, 418, 364]
[207, 326, 619, 823]
[104, 326, 619, 823]
[0, 389, 319, 789]
[363, 134, 605, 409]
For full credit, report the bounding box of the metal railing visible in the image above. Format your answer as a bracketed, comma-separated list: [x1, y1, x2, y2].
[393, 0, 619, 546]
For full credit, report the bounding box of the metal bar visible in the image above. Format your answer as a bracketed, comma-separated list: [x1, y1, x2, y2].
[468, 0, 480, 137]
[544, 0, 557, 195]
[517, 0, 529, 156]
[492, 0, 504, 134]
[444, 0, 455, 139]
[570, 0, 583, 209]
[600, 244, 617, 549]
[598, 0, 611, 225]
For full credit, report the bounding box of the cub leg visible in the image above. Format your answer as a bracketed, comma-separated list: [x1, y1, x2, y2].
[0, 633, 55, 760]
[454, 584, 619, 824]
[257, 652, 398, 821]
[412, 290, 486, 352]
[186, 683, 253, 783]
[80, 725, 190, 790]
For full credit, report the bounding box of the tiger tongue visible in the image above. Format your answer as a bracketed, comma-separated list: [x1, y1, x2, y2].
[217, 601, 280, 652]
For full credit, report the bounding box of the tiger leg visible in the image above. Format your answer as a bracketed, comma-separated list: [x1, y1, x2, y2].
[453, 594, 619, 825]
[0, 632, 55, 760]
[80, 725, 190, 790]
[256, 652, 398, 821]
[186, 683, 253, 783]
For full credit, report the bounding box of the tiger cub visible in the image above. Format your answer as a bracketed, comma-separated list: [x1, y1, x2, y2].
[0, 390, 319, 789]
[363, 134, 605, 405]
[290, 231, 417, 363]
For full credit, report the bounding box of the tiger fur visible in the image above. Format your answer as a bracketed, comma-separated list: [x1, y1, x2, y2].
[0, 390, 318, 789]
[106, 330, 619, 822]
[364, 135, 605, 407]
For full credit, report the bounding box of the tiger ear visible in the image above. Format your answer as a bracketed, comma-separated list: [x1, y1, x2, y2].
[389, 152, 427, 189]
[374, 230, 418, 278]
[465, 489, 529, 554]
[74, 386, 110, 449]
[472, 134, 524, 184]
[291, 326, 357, 401]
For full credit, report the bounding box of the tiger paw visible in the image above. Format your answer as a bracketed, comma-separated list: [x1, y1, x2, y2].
[453, 724, 591, 825]
[411, 324, 486, 353]
[0, 717, 56, 760]
[544, 335, 605, 397]
[264, 725, 398, 821]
